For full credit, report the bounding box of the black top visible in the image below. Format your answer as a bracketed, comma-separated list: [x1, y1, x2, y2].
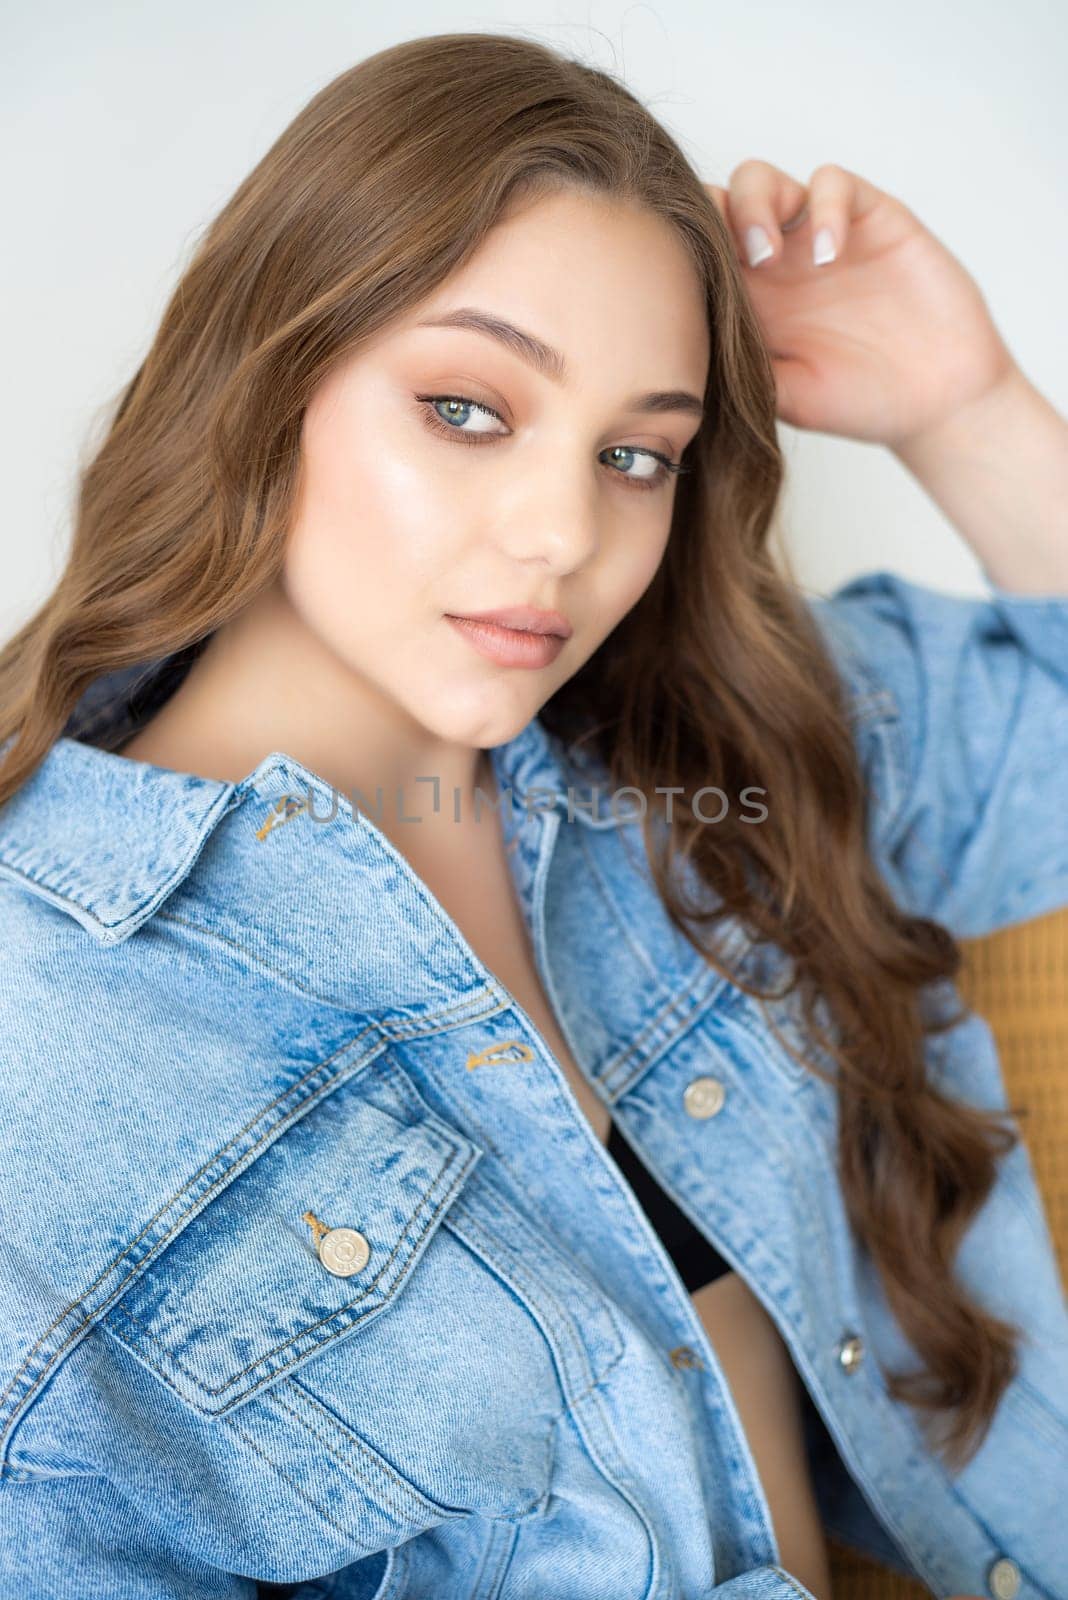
[607, 1122, 733, 1291]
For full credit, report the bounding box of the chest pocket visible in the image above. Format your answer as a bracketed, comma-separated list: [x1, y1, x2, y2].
[91, 1049, 562, 1571]
[100, 1049, 479, 1418]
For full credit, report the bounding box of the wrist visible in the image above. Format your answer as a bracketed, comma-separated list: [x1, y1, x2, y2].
[886, 363, 1068, 595]
[890, 360, 1036, 475]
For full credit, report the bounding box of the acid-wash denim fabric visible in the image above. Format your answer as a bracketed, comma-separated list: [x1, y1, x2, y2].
[0, 567, 1065, 1600]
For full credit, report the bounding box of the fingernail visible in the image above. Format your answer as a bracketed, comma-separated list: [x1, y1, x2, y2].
[813, 226, 836, 266]
[744, 224, 774, 267]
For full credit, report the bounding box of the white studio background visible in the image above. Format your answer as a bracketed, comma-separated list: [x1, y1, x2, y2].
[2, 0, 1066, 642]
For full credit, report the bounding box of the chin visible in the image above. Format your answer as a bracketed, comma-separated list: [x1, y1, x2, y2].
[420, 669, 534, 736]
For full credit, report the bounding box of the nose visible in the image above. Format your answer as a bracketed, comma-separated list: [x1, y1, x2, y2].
[493, 450, 602, 576]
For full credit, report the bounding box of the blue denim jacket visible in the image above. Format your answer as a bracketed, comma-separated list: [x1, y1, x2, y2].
[0, 569, 1066, 1600]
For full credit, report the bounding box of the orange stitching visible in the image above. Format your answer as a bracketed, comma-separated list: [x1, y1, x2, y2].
[302, 1211, 330, 1246]
[255, 794, 309, 840]
[465, 1041, 535, 1071]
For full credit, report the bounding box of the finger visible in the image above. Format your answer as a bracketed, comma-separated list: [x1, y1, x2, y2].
[779, 200, 809, 235]
[724, 158, 809, 269]
[805, 161, 886, 267]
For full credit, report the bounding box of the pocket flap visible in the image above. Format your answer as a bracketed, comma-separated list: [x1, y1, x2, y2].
[99, 1053, 482, 1416]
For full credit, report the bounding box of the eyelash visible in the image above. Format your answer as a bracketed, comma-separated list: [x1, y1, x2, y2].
[415, 393, 692, 493]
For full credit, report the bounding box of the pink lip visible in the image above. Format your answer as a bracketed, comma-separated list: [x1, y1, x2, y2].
[448, 604, 573, 639]
[445, 615, 567, 669]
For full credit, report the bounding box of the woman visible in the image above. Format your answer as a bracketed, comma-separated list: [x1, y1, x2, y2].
[0, 31, 1065, 1600]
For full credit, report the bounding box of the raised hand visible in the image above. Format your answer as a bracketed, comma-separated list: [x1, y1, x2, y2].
[704, 160, 1018, 452]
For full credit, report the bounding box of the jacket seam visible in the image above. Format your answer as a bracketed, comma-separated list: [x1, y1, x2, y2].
[446, 1202, 626, 1404]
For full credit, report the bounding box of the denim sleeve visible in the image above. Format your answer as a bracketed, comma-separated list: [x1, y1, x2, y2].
[810, 568, 1068, 939]
[0, 1472, 256, 1599]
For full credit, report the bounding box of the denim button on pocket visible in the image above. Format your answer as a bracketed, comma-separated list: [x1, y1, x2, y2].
[987, 1556, 1021, 1599]
[317, 1226, 371, 1278]
[682, 1076, 726, 1119]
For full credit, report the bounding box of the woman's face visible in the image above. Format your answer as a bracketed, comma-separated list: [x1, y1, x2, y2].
[284, 186, 710, 757]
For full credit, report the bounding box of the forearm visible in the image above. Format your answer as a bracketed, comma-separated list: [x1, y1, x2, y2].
[890, 364, 1068, 595]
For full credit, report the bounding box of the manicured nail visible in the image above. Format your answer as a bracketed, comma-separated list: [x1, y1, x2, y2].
[813, 226, 836, 266]
[744, 224, 774, 267]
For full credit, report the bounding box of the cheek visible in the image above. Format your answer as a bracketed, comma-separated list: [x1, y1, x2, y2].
[288, 417, 469, 604]
[607, 519, 672, 611]
[564, 524, 669, 673]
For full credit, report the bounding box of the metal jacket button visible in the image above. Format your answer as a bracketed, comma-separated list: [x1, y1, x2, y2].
[987, 1557, 1020, 1599]
[835, 1333, 864, 1373]
[302, 1211, 371, 1277]
[682, 1076, 726, 1119]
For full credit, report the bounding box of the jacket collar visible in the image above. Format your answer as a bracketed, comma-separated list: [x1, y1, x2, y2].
[0, 648, 628, 946]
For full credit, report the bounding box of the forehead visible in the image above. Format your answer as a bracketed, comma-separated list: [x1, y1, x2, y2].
[389, 188, 711, 391]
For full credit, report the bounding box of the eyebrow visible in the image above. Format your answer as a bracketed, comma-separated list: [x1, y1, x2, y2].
[413, 306, 706, 421]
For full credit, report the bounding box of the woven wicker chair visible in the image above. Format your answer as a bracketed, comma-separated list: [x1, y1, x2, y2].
[826, 903, 1068, 1597]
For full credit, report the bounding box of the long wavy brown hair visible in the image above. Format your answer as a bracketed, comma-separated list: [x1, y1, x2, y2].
[0, 30, 1025, 1471]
